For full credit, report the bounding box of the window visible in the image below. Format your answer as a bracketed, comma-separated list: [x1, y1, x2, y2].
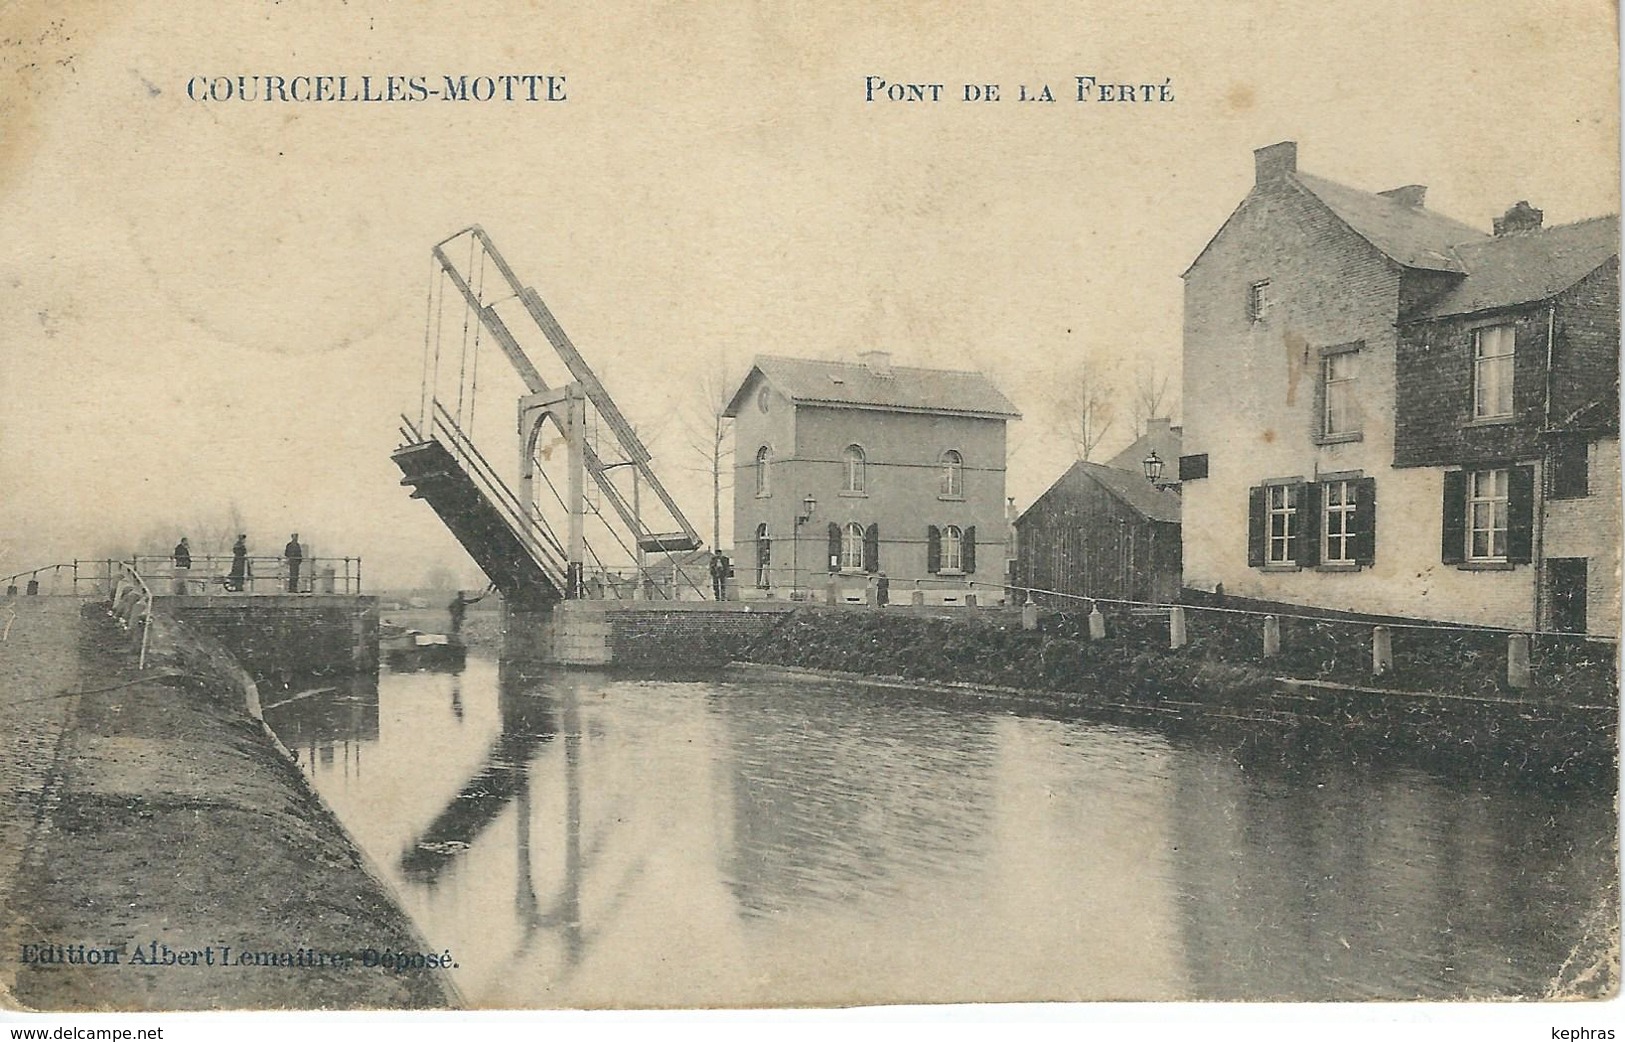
[1323, 348, 1360, 437]
[1442, 467, 1532, 567]
[1247, 279, 1272, 323]
[843, 444, 866, 493]
[754, 523, 771, 588]
[1267, 484, 1299, 565]
[1467, 468, 1510, 561]
[1322, 479, 1357, 563]
[757, 387, 771, 413]
[927, 525, 977, 574]
[755, 445, 771, 496]
[941, 525, 963, 571]
[940, 450, 963, 498]
[1473, 326, 1515, 420]
[841, 522, 865, 570]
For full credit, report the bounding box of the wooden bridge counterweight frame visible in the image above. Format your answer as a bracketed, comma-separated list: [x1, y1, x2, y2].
[431, 227, 703, 594]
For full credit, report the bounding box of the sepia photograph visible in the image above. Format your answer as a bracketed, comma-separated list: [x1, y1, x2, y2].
[0, 1, 1618, 1035]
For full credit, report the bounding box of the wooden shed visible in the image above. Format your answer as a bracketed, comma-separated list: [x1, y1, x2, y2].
[1014, 461, 1182, 605]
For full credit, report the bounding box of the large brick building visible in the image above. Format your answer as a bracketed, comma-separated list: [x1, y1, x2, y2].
[1180, 141, 1619, 634]
[723, 352, 1019, 602]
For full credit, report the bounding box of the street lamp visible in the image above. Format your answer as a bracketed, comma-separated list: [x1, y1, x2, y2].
[1142, 449, 1164, 485]
[792, 494, 816, 600]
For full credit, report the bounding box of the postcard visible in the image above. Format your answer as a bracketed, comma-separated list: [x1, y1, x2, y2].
[0, 0, 1618, 1031]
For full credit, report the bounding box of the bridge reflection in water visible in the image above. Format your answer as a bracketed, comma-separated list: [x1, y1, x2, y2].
[262, 649, 1618, 1007]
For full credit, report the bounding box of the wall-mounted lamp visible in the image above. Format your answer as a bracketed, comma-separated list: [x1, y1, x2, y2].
[796, 494, 817, 526]
[1142, 449, 1165, 485]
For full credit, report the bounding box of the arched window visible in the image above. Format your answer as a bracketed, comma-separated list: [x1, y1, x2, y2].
[843, 444, 866, 493]
[940, 450, 963, 498]
[942, 525, 964, 571]
[755, 445, 771, 496]
[755, 523, 771, 588]
[842, 522, 865, 570]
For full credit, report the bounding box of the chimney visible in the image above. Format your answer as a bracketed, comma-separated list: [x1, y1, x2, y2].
[1494, 200, 1544, 236]
[1147, 417, 1172, 434]
[1378, 184, 1428, 209]
[1254, 141, 1298, 184]
[859, 350, 894, 378]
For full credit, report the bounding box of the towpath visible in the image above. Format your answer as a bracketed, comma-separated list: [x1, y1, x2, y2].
[0, 596, 450, 1011]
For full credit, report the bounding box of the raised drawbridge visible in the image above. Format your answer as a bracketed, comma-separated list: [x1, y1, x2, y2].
[393, 227, 705, 610]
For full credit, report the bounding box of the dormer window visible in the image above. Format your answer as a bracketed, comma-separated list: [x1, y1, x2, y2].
[1247, 279, 1272, 323]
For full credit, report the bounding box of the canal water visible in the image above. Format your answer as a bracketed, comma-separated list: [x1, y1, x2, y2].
[260, 649, 1617, 1007]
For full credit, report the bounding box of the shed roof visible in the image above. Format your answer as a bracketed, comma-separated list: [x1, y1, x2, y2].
[1021, 460, 1182, 526]
[723, 355, 1021, 419]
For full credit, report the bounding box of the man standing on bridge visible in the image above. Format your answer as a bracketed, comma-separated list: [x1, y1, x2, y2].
[284, 533, 303, 593]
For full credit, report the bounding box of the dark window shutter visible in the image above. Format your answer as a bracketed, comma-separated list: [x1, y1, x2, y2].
[1297, 481, 1321, 568]
[962, 525, 976, 574]
[1178, 454, 1209, 481]
[1507, 465, 1535, 564]
[927, 525, 942, 574]
[1550, 437, 1589, 499]
[1352, 477, 1377, 565]
[827, 522, 841, 572]
[863, 523, 880, 574]
[1247, 486, 1266, 568]
[1441, 471, 1466, 565]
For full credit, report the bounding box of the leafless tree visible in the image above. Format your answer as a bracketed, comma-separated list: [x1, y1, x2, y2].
[1131, 365, 1179, 435]
[678, 361, 737, 549]
[1054, 365, 1119, 461]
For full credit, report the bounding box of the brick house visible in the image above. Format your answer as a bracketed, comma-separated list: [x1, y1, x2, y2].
[1015, 419, 1183, 605]
[1180, 141, 1619, 634]
[722, 352, 1019, 602]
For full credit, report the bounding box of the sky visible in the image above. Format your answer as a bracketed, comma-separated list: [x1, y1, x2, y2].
[0, 0, 1617, 590]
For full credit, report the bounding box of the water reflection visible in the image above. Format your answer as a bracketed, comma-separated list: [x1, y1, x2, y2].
[263, 651, 1618, 1006]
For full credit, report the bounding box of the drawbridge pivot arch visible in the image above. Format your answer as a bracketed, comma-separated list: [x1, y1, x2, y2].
[393, 226, 705, 606]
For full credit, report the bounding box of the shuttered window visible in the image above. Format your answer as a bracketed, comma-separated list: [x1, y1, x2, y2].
[841, 522, 865, 570]
[1442, 466, 1533, 565]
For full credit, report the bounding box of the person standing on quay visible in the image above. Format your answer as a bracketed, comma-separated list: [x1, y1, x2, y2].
[285, 533, 303, 593]
[229, 534, 248, 592]
[172, 537, 191, 571]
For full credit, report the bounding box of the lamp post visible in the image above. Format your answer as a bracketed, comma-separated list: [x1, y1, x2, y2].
[793, 494, 816, 600]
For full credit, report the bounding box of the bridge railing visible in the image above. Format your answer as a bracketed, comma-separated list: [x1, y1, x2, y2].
[131, 555, 364, 595]
[109, 560, 154, 669]
[416, 402, 571, 588]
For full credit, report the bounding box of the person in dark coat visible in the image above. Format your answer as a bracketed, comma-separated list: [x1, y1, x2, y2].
[228, 535, 248, 592]
[172, 537, 191, 570]
[284, 533, 303, 593]
[447, 588, 488, 636]
[709, 552, 729, 601]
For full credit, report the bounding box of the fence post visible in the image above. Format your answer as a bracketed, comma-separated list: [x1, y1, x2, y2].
[1169, 605, 1187, 649]
[1262, 615, 1280, 658]
[1087, 604, 1106, 641]
[1021, 599, 1039, 631]
[1506, 633, 1532, 690]
[1372, 625, 1394, 676]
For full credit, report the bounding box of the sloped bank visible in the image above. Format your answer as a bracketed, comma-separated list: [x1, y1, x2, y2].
[5, 604, 454, 1012]
[732, 607, 1618, 777]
